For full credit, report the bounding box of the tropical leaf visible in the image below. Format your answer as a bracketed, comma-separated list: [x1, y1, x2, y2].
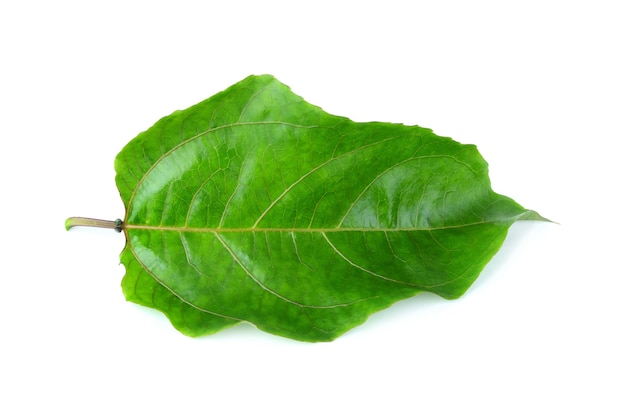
[70, 74, 546, 342]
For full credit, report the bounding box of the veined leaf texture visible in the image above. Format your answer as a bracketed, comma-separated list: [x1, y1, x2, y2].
[110, 75, 546, 341]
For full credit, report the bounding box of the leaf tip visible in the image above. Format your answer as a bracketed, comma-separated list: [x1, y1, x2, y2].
[519, 210, 556, 224]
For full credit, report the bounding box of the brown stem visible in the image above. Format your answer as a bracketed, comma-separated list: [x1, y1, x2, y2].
[65, 217, 123, 232]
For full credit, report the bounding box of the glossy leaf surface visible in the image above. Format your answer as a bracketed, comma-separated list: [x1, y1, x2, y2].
[115, 75, 544, 341]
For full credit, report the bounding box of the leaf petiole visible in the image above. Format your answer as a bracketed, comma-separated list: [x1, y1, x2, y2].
[65, 217, 123, 232]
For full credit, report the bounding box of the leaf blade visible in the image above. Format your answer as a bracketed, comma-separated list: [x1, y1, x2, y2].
[115, 74, 544, 341]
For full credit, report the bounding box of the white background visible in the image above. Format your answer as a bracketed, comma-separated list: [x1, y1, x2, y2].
[1, 1, 624, 410]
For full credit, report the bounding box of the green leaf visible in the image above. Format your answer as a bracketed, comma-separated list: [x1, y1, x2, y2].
[99, 74, 546, 341]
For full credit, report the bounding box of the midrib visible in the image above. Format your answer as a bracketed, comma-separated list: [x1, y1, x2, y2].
[123, 221, 491, 233]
